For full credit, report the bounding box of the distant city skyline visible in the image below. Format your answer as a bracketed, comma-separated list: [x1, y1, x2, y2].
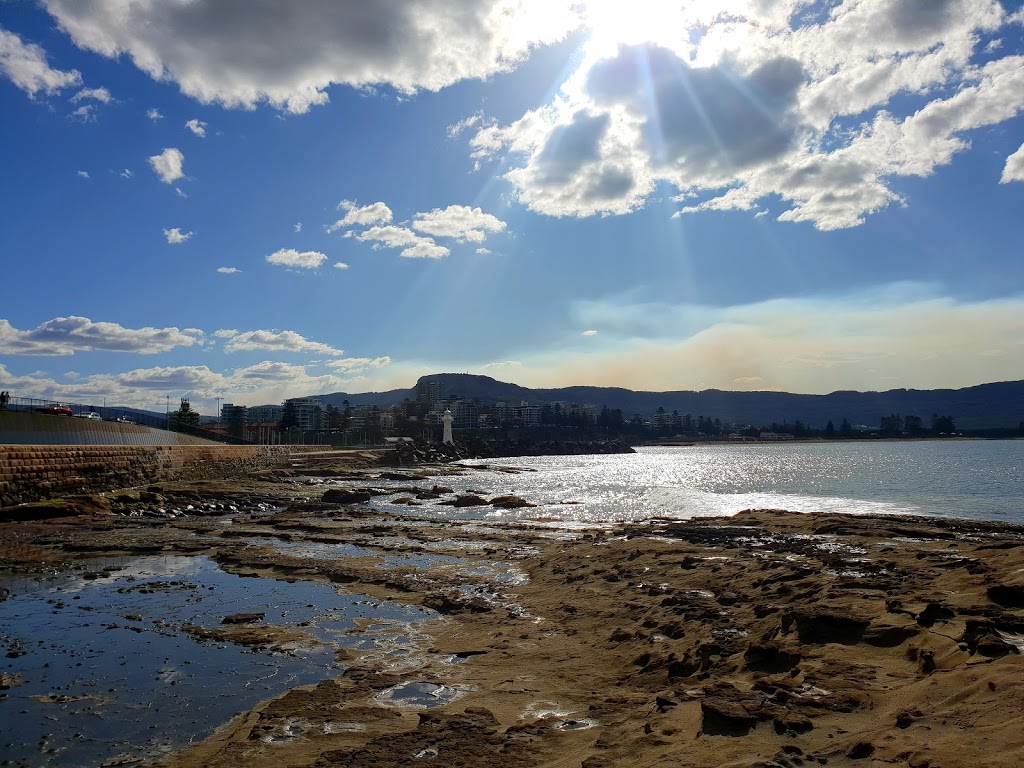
[2, 1, 1023, 412]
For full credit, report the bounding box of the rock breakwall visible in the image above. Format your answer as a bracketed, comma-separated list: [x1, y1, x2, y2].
[0, 444, 330, 506]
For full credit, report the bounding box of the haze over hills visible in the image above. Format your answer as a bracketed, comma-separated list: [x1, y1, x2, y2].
[314, 374, 1024, 431]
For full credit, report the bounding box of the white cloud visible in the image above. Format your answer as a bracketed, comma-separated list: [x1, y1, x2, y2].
[175, 187, 188, 198]
[475, 247, 493, 255]
[164, 227, 193, 244]
[581, 329, 598, 337]
[70, 104, 97, 122]
[71, 86, 111, 103]
[357, 225, 449, 259]
[214, 329, 238, 339]
[185, 118, 207, 137]
[266, 248, 327, 269]
[479, 360, 522, 373]
[41, 0, 582, 113]
[0, 359, 353, 412]
[0, 27, 82, 97]
[217, 267, 241, 274]
[148, 147, 185, 184]
[77, 170, 89, 179]
[326, 356, 391, 373]
[464, 0, 1022, 229]
[120, 168, 133, 179]
[1000, 143, 1024, 184]
[0, 317, 204, 356]
[294, 222, 302, 233]
[328, 200, 393, 232]
[333, 262, 349, 270]
[411, 204, 506, 242]
[146, 107, 163, 120]
[223, 329, 343, 356]
[448, 113, 481, 137]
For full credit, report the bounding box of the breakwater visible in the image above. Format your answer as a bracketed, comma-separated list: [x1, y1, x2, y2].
[393, 438, 634, 464]
[0, 444, 331, 507]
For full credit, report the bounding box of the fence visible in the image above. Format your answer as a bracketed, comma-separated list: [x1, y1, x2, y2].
[0, 395, 252, 446]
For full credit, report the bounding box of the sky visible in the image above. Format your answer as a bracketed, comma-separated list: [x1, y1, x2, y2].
[2, 0, 1024, 415]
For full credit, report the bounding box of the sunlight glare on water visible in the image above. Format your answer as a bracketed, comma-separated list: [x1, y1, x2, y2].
[372, 441, 1024, 526]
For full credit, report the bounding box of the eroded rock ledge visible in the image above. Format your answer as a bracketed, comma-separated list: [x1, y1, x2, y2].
[2, 489, 1023, 768]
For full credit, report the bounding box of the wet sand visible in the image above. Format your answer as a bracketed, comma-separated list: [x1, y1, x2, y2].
[3, 459, 1024, 768]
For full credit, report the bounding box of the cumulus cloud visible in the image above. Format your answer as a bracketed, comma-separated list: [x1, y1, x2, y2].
[266, 248, 327, 269]
[77, 170, 89, 179]
[581, 329, 598, 337]
[164, 227, 193, 244]
[1000, 143, 1024, 184]
[464, 0, 1021, 229]
[223, 329, 343, 356]
[476, 247, 493, 255]
[120, 168, 133, 179]
[0, 316, 203, 356]
[294, 222, 302, 233]
[214, 329, 238, 338]
[333, 262, 349, 270]
[326, 356, 391, 373]
[184, 118, 207, 137]
[41, 0, 581, 113]
[217, 267, 240, 274]
[148, 147, 185, 184]
[411, 205, 507, 242]
[0, 27, 82, 97]
[357, 226, 450, 259]
[146, 107, 162, 120]
[71, 86, 111, 103]
[327, 200, 393, 232]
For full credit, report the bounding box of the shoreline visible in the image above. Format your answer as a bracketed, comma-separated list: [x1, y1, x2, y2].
[2, 457, 1024, 767]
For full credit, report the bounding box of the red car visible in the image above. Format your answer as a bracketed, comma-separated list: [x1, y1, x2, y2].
[35, 403, 73, 416]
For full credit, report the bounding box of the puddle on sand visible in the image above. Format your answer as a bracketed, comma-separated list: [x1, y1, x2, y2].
[0, 555, 437, 768]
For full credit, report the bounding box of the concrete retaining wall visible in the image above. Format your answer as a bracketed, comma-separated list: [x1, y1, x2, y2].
[0, 444, 328, 507]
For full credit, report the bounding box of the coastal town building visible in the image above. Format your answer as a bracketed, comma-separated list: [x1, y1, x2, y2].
[284, 397, 323, 431]
[247, 405, 283, 424]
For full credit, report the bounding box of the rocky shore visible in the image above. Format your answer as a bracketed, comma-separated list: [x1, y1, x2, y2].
[2, 454, 1023, 768]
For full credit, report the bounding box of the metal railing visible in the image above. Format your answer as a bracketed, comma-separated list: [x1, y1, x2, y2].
[0, 395, 253, 445]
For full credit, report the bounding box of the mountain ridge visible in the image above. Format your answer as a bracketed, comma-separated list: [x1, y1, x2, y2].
[312, 374, 1024, 430]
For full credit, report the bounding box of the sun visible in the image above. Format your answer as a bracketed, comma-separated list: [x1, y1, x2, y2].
[581, 0, 715, 53]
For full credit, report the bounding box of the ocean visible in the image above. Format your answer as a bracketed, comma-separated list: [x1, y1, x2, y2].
[370, 440, 1024, 526]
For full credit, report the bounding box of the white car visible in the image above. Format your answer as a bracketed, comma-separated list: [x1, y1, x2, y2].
[75, 411, 102, 420]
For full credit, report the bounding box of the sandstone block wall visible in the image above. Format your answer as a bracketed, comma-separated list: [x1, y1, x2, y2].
[0, 444, 329, 506]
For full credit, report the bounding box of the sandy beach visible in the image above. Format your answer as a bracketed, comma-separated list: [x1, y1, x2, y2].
[3, 454, 1024, 768]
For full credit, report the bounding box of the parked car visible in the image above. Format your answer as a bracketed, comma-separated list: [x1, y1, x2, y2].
[75, 411, 101, 420]
[35, 403, 73, 416]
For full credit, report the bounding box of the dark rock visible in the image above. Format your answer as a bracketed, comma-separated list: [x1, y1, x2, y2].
[917, 602, 956, 627]
[489, 495, 537, 509]
[221, 612, 265, 625]
[782, 610, 869, 645]
[744, 645, 802, 674]
[987, 585, 1024, 608]
[321, 489, 372, 504]
[701, 698, 758, 736]
[847, 742, 875, 759]
[862, 623, 920, 647]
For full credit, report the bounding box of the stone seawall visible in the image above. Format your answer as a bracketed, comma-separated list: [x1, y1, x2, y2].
[0, 444, 329, 507]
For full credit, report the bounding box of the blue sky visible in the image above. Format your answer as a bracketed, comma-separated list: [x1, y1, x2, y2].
[2, 0, 1024, 414]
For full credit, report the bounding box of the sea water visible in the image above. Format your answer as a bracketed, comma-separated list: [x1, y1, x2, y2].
[370, 441, 1024, 526]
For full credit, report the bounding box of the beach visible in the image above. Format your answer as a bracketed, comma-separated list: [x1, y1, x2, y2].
[3, 455, 1024, 768]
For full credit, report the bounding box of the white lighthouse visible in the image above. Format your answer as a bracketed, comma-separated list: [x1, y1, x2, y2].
[441, 408, 454, 444]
